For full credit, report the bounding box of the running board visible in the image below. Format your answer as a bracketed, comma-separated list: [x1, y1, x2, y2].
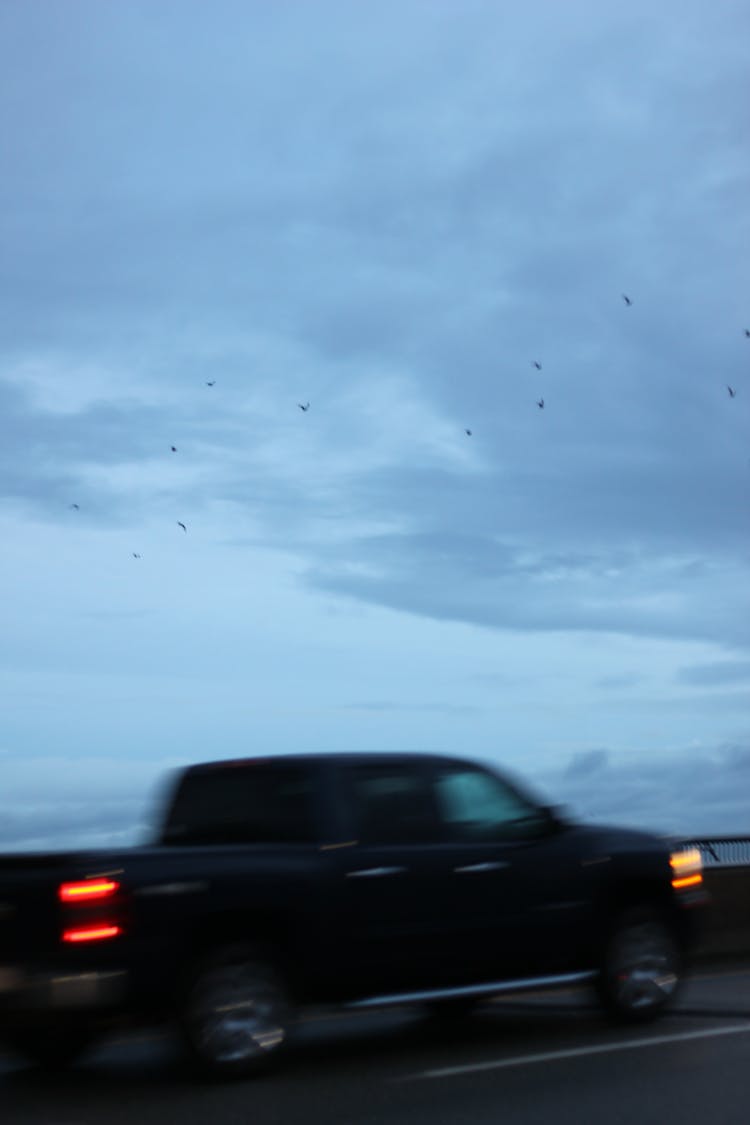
[346, 970, 597, 1011]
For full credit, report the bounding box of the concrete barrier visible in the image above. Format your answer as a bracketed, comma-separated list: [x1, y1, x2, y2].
[694, 866, 750, 959]
[678, 839, 750, 960]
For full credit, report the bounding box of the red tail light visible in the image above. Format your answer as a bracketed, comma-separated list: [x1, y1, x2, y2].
[58, 879, 120, 903]
[62, 924, 122, 943]
[59, 878, 124, 944]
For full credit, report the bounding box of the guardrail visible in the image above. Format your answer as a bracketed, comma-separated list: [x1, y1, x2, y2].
[680, 837, 750, 960]
[683, 837, 750, 869]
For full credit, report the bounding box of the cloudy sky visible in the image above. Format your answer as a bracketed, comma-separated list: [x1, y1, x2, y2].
[1, 0, 748, 850]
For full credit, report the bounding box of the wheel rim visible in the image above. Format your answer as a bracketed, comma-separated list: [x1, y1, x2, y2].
[188, 963, 288, 1065]
[610, 920, 679, 1011]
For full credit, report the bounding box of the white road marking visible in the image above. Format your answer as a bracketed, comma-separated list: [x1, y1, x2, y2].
[405, 1021, 750, 1081]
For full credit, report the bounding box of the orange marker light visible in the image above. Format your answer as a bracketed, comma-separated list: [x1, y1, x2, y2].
[670, 848, 701, 872]
[671, 874, 703, 890]
[62, 924, 122, 943]
[58, 880, 119, 903]
[670, 847, 703, 890]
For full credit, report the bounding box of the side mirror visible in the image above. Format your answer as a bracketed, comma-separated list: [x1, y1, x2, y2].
[539, 804, 569, 833]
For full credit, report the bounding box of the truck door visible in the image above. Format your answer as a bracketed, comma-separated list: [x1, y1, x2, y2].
[427, 761, 592, 980]
[330, 760, 455, 996]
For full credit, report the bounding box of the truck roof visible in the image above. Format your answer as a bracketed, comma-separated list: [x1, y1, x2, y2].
[182, 751, 482, 774]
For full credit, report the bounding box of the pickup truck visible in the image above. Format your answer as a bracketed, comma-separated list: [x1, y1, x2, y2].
[0, 752, 706, 1078]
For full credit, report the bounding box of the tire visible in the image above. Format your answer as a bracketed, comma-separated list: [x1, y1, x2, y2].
[596, 907, 682, 1024]
[5, 1026, 97, 1069]
[180, 944, 291, 1079]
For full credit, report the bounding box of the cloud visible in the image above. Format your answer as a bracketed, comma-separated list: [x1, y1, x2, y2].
[306, 534, 750, 649]
[0, 755, 169, 852]
[335, 701, 479, 716]
[678, 660, 750, 686]
[543, 742, 750, 837]
[565, 749, 610, 780]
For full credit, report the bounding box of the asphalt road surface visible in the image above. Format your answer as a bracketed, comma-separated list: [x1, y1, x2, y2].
[2, 964, 749, 1125]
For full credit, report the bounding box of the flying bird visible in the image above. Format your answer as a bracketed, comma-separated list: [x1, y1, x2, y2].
[728, 385, 736, 397]
[465, 428, 472, 436]
[170, 446, 177, 452]
[177, 521, 187, 532]
[744, 329, 750, 338]
[622, 294, 632, 306]
[532, 361, 542, 371]
[537, 398, 545, 409]
[206, 380, 216, 387]
[132, 553, 141, 559]
[297, 402, 310, 412]
[69, 503, 80, 510]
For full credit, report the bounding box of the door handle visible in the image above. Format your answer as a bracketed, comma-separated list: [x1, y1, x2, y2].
[453, 861, 509, 874]
[346, 866, 407, 879]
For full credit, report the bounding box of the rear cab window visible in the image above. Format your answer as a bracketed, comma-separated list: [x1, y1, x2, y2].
[161, 761, 318, 845]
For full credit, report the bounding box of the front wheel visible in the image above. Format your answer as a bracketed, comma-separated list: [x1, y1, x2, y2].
[597, 908, 682, 1023]
[180, 944, 291, 1079]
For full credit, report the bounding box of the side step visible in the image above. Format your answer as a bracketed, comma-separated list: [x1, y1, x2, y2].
[345, 970, 597, 1011]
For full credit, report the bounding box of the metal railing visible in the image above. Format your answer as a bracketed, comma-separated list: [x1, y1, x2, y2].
[682, 837, 750, 869]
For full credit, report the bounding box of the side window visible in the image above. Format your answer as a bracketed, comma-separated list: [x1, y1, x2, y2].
[344, 765, 440, 845]
[163, 764, 316, 845]
[434, 767, 543, 842]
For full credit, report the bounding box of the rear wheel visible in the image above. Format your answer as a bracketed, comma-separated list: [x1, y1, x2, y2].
[597, 908, 682, 1023]
[180, 944, 291, 1079]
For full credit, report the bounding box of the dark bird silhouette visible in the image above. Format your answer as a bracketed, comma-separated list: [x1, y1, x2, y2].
[465, 428, 472, 436]
[537, 398, 545, 409]
[622, 294, 632, 306]
[132, 553, 141, 559]
[177, 521, 187, 532]
[298, 402, 310, 412]
[745, 329, 750, 338]
[170, 446, 177, 452]
[206, 380, 216, 386]
[69, 503, 79, 510]
[532, 361, 542, 371]
[728, 385, 737, 398]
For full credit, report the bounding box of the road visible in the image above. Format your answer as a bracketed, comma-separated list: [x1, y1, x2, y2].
[2, 965, 749, 1125]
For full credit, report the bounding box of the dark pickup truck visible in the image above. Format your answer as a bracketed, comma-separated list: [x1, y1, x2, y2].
[0, 752, 706, 1077]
